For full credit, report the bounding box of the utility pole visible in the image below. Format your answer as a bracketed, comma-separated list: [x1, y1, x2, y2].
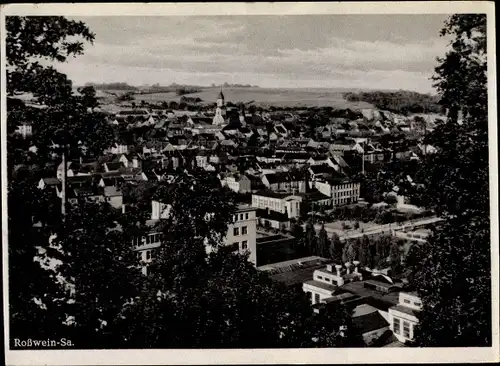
[61, 144, 67, 221]
[361, 140, 365, 175]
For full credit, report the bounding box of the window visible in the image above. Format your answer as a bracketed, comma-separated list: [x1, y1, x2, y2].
[314, 293, 320, 304]
[136, 252, 142, 261]
[242, 226, 248, 235]
[404, 299, 411, 304]
[234, 215, 237, 222]
[240, 214, 244, 221]
[317, 276, 323, 280]
[241, 240, 248, 250]
[245, 213, 249, 220]
[233, 227, 239, 236]
[146, 251, 151, 260]
[324, 277, 331, 282]
[414, 302, 422, 307]
[403, 321, 411, 339]
[307, 291, 312, 301]
[393, 318, 401, 334]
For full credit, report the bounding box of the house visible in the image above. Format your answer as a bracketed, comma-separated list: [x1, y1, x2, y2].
[103, 161, 124, 173]
[308, 164, 338, 181]
[261, 171, 305, 193]
[251, 191, 303, 219]
[225, 205, 258, 264]
[303, 262, 363, 305]
[257, 256, 331, 287]
[131, 219, 163, 276]
[313, 172, 361, 206]
[106, 143, 129, 155]
[352, 304, 392, 347]
[149, 201, 258, 265]
[116, 154, 142, 169]
[220, 174, 252, 194]
[15, 121, 33, 138]
[38, 177, 60, 191]
[56, 161, 94, 181]
[388, 292, 422, 344]
[103, 185, 123, 209]
[274, 123, 288, 137]
[256, 209, 291, 230]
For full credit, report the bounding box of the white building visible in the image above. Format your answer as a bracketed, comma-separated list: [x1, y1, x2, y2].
[251, 192, 302, 219]
[388, 292, 422, 343]
[221, 174, 251, 194]
[303, 262, 362, 305]
[15, 122, 33, 138]
[212, 88, 226, 126]
[225, 205, 258, 264]
[148, 201, 257, 264]
[314, 180, 361, 206]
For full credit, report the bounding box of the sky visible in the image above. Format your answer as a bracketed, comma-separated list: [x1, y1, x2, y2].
[56, 15, 452, 94]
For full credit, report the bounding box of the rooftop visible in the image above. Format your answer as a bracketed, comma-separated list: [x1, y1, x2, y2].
[235, 204, 256, 213]
[303, 279, 337, 292]
[390, 304, 421, 317]
[341, 280, 401, 310]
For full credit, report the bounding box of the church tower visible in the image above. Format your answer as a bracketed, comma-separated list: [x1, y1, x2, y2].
[213, 86, 226, 125]
[217, 87, 225, 107]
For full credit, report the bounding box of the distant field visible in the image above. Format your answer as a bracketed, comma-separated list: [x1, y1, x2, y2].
[131, 87, 375, 109]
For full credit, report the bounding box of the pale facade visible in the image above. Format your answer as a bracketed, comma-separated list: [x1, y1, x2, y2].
[251, 193, 302, 218]
[225, 206, 258, 264]
[314, 181, 361, 206]
[388, 292, 422, 343]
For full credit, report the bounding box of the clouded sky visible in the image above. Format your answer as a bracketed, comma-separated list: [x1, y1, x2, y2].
[57, 15, 451, 93]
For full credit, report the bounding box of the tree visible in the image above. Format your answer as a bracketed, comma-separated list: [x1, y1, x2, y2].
[304, 220, 317, 255]
[342, 242, 357, 264]
[409, 14, 490, 347]
[114, 172, 361, 348]
[329, 233, 343, 263]
[316, 224, 329, 258]
[358, 235, 373, 269]
[6, 16, 115, 217]
[291, 221, 306, 254]
[32, 202, 142, 348]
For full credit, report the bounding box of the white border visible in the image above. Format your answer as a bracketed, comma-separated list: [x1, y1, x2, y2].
[1, 2, 498, 365]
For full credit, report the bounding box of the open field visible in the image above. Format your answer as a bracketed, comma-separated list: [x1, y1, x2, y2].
[130, 87, 376, 109]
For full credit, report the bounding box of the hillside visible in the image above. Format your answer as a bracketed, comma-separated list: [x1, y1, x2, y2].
[131, 87, 375, 109]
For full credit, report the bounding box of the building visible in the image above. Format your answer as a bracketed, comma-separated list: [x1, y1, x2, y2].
[149, 201, 258, 264]
[313, 174, 361, 206]
[258, 256, 331, 287]
[388, 292, 422, 343]
[213, 88, 226, 126]
[303, 262, 363, 305]
[256, 209, 290, 230]
[261, 171, 305, 193]
[221, 174, 252, 194]
[251, 191, 303, 219]
[15, 121, 33, 138]
[131, 220, 162, 276]
[225, 205, 258, 264]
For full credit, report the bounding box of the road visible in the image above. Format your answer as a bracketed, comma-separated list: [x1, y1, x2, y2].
[305, 216, 443, 241]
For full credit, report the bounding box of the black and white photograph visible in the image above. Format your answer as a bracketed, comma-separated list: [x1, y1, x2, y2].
[2, 2, 498, 365]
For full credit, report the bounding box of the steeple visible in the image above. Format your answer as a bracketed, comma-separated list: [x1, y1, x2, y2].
[218, 86, 225, 102]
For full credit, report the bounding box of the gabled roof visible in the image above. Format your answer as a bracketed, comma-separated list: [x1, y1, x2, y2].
[353, 311, 390, 335]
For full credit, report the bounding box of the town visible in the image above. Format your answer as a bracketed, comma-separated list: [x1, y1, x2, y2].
[17, 84, 444, 347]
[5, 12, 491, 353]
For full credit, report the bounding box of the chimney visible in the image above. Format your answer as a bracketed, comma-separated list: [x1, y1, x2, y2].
[122, 204, 126, 214]
[326, 264, 333, 272]
[345, 262, 352, 274]
[353, 260, 360, 274]
[335, 264, 342, 277]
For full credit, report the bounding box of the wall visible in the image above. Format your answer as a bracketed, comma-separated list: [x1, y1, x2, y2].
[225, 209, 258, 264]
